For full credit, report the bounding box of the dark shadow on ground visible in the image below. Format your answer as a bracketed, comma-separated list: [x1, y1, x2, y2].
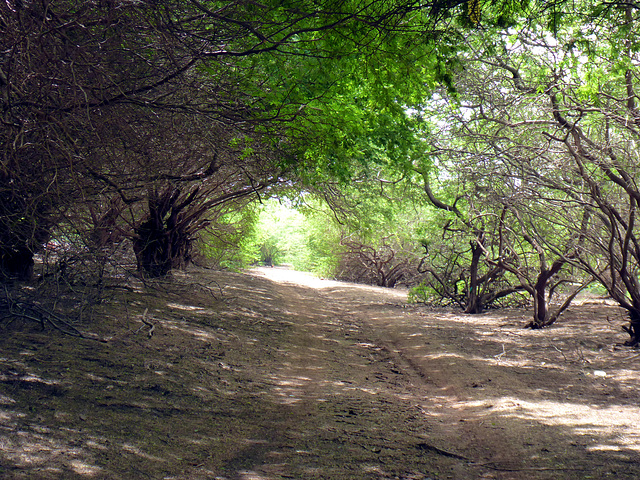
[0, 267, 638, 479]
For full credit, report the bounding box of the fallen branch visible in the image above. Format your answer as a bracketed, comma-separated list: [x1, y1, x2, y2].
[138, 308, 155, 338]
[416, 442, 468, 460]
[1, 286, 84, 337]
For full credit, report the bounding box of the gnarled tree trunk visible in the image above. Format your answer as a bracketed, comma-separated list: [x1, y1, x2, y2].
[133, 187, 198, 278]
[623, 311, 640, 347]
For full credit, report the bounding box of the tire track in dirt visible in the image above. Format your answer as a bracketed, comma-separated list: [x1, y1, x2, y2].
[251, 267, 640, 480]
[239, 269, 493, 480]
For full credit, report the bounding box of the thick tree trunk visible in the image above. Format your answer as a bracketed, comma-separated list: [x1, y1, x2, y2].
[533, 282, 549, 326]
[0, 246, 34, 281]
[133, 187, 195, 278]
[133, 222, 174, 278]
[0, 190, 49, 282]
[133, 212, 194, 278]
[528, 274, 552, 328]
[464, 241, 484, 314]
[525, 258, 567, 329]
[464, 294, 484, 314]
[527, 282, 554, 329]
[623, 310, 640, 347]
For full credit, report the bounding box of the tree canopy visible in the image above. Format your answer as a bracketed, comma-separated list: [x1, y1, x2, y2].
[0, 0, 483, 279]
[3, 0, 640, 346]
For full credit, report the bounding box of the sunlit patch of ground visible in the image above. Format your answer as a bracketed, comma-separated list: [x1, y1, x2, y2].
[251, 265, 409, 300]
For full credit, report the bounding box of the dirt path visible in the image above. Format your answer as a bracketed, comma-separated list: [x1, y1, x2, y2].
[1, 266, 640, 479]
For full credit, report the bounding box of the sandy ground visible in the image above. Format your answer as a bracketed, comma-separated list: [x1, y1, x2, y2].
[1, 266, 639, 479]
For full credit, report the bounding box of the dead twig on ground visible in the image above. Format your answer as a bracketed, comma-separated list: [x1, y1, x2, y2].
[416, 442, 468, 460]
[137, 308, 155, 338]
[1, 285, 84, 337]
[550, 343, 567, 362]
